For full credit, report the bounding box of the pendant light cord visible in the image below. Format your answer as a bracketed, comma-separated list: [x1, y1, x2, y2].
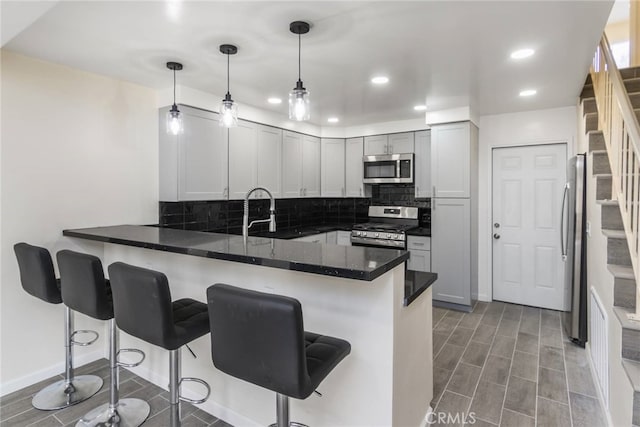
[227, 52, 230, 95]
[298, 33, 301, 82]
[173, 68, 176, 105]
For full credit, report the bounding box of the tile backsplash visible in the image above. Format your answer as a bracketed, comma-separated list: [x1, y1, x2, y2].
[159, 198, 371, 234]
[371, 184, 430, 208]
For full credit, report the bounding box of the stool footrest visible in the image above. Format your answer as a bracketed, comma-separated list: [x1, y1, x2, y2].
[268, 423, 309, 427]
[116, 348, 145, 368]
[178, 377, 210, 405]
[70, 330, 99, 347]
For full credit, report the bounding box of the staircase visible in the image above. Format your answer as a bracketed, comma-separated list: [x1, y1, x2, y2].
[582, 58, 640, 426]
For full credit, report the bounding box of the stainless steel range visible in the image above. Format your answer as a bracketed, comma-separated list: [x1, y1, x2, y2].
[351, 206, 419, 249]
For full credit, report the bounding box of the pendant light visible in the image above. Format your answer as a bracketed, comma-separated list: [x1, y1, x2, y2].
[289, 21, 311, 121]
[166, 61, 184, 135]
[219, 44, 238, 128]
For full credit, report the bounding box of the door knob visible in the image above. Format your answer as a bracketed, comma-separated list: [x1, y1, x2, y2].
[494, 223, 500, 228]
[493, 233, 500, 239]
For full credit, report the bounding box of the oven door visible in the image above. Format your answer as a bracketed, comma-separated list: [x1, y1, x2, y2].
[363, 153, 413, 184]
[350, 235, 406, 249]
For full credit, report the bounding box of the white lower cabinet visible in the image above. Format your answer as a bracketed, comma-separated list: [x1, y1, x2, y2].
[407, 235, 431, 272]
[337, 231, 352, 246]
[431, 198, 471, 306]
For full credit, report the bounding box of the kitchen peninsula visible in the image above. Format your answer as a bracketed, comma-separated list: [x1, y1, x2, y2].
[63, 225, 434, 427]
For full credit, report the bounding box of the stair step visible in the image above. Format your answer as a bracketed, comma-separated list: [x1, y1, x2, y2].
[597, 199, 619, 206]
[631, 93, 640, 109]
[592, 150, 611, 174]
[626, 78, 640, 94]
[603, 228, 626, 239]
[621, 359, 640, 427]
[585, 112, 599, 132]
[582, 97, 597, 115]
[620, 67, 640, 81]
[602, 203, 624, 230]
[588, 131, 606, 152]
[608, 235, 632, 266]
[608, 264, 635, 280]
[614, 307, 640, 364]
[616, 276, 638, 310]
[581, 84, 594, 99]
[597, 174, 613, 200]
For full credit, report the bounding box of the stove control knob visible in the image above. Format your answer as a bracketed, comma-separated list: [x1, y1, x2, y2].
[387, 233, 392, 239]
[375, 233, 379, 238]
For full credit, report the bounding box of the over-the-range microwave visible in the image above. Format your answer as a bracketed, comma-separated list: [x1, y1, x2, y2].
[363, 153, 414, 184]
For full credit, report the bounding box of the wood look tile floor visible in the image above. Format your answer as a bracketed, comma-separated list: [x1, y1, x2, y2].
[0, 359, 231, 427]
[432, 301, 608, 426]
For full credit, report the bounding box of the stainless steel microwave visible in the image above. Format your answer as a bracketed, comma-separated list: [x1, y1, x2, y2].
[363, 153, 414, 184]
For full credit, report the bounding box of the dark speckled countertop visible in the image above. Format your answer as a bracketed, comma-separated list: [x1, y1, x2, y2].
[63, 225, 409, 281]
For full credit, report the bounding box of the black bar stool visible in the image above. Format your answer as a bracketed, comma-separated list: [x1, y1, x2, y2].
[206, 284, 351, 427]
[57, 250, 150, 426]
[108, 262, 211, 427]
[13, 243, 103, 410]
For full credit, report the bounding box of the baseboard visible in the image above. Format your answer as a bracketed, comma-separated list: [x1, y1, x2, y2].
[585, 341, 614, 427]
[0, 350, 104, 397]
[477, 293, 491, 302]
[119, 354, 260, 427]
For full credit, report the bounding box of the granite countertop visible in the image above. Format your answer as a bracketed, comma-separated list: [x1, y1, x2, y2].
[404, 271, 437, 306]
[253, 223, 354, 239]
[63, 225, 409, 281]
[406, 227, 431, 237]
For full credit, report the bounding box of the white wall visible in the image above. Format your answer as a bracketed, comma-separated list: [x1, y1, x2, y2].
[0, 50, 158, 393]
[477, 106, 578, 301]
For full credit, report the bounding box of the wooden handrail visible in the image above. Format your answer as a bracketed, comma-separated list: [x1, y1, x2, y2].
[591, 33, 640, 322]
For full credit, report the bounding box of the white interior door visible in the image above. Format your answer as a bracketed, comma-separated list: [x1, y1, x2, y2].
[492, 144, 567, 310]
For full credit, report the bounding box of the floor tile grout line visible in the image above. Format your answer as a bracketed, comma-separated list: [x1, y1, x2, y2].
[495, 305, 521, 426]
[560, 320, 575, 427]
[431, 310, 467, 410]
[464, 303, 507, 425]
[535, 308, 541, 427]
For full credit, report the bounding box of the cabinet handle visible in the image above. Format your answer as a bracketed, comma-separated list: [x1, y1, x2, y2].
[433, 185, 436, 198]
[300, 188, 303, 196]
[416, 186, 419, 195]
[389, 145, 393, 154]
[413, 242, 425, 246]
[359, 188, 362, 196]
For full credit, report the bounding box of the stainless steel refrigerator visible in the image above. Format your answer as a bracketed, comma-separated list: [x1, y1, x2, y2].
[561, 154, 588, 346]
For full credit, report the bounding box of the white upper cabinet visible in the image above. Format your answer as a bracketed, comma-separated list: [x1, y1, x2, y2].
[282, 132, 321, 198]
[363, 134, 388, 155]
[302, 135, 321, 197]
[414, 130, 431, 198]
[159, 105, 228, 201]
[364, 132, 415, 155]
[387, 132, 415, 154]
[321, 138, 346, 197]
[282, 131, 303, 198]
[431, 122, 471, 198]
[345, 137, 364, 197]
[256, 125, 282, 199]
[228, 120, 258, 199]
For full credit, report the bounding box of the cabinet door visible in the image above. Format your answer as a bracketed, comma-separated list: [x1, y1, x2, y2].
[407, 250, 431, 272]
[179, 109, 228, 200]
[302, 135, 321, 197]
[388, 132, 415, 154]
[414, 130, 432, 198]
[364, 135, 388, 155]
[321, 138, 346, 197]
[431, 198, 471, 305]
[228, 120, 258, 199]
[325, 231, 338, 245]
[345, 137, 364, 197]
[282, 131, 303, 197]
[431, 122, 470, 198]
[257, 125, 282, 198]
[337, 230, 352, 246]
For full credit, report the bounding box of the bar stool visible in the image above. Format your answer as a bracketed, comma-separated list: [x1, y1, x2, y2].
[107, 262, 211, 427]
[206, 284, 351, 427]
[57, 250, 150, 426]
[13, 243, 103, 410]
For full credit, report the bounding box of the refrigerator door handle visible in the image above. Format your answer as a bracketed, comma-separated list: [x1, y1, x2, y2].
[561, 182, 570, 261]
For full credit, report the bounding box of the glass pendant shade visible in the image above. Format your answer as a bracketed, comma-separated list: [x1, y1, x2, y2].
[166, 104, 184, 135]
[289, 83, 310, 121]
[219, 94, 238, 128]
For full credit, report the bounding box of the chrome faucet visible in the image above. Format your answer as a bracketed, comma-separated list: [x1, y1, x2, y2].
[243, 187, 276, 243]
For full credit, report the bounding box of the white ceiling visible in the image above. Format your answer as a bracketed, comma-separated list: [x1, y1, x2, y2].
[1, 1, 613, 127]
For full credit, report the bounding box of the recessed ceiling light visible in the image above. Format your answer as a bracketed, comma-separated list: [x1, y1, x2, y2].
[371, 76, 389, 85]
[511, 48, 535, 59]
[519, 89, 537, 97]
[327, 117, 339, 123]
[267, 97, 282, 104]
[414, 105, 427, 111]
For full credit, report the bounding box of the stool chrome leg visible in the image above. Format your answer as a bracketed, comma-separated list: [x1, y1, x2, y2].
[268, 394, 308, 427]
[169, 348, 181, 427]
[32, 307, 103, 410]
[76, 320, 150, 427]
